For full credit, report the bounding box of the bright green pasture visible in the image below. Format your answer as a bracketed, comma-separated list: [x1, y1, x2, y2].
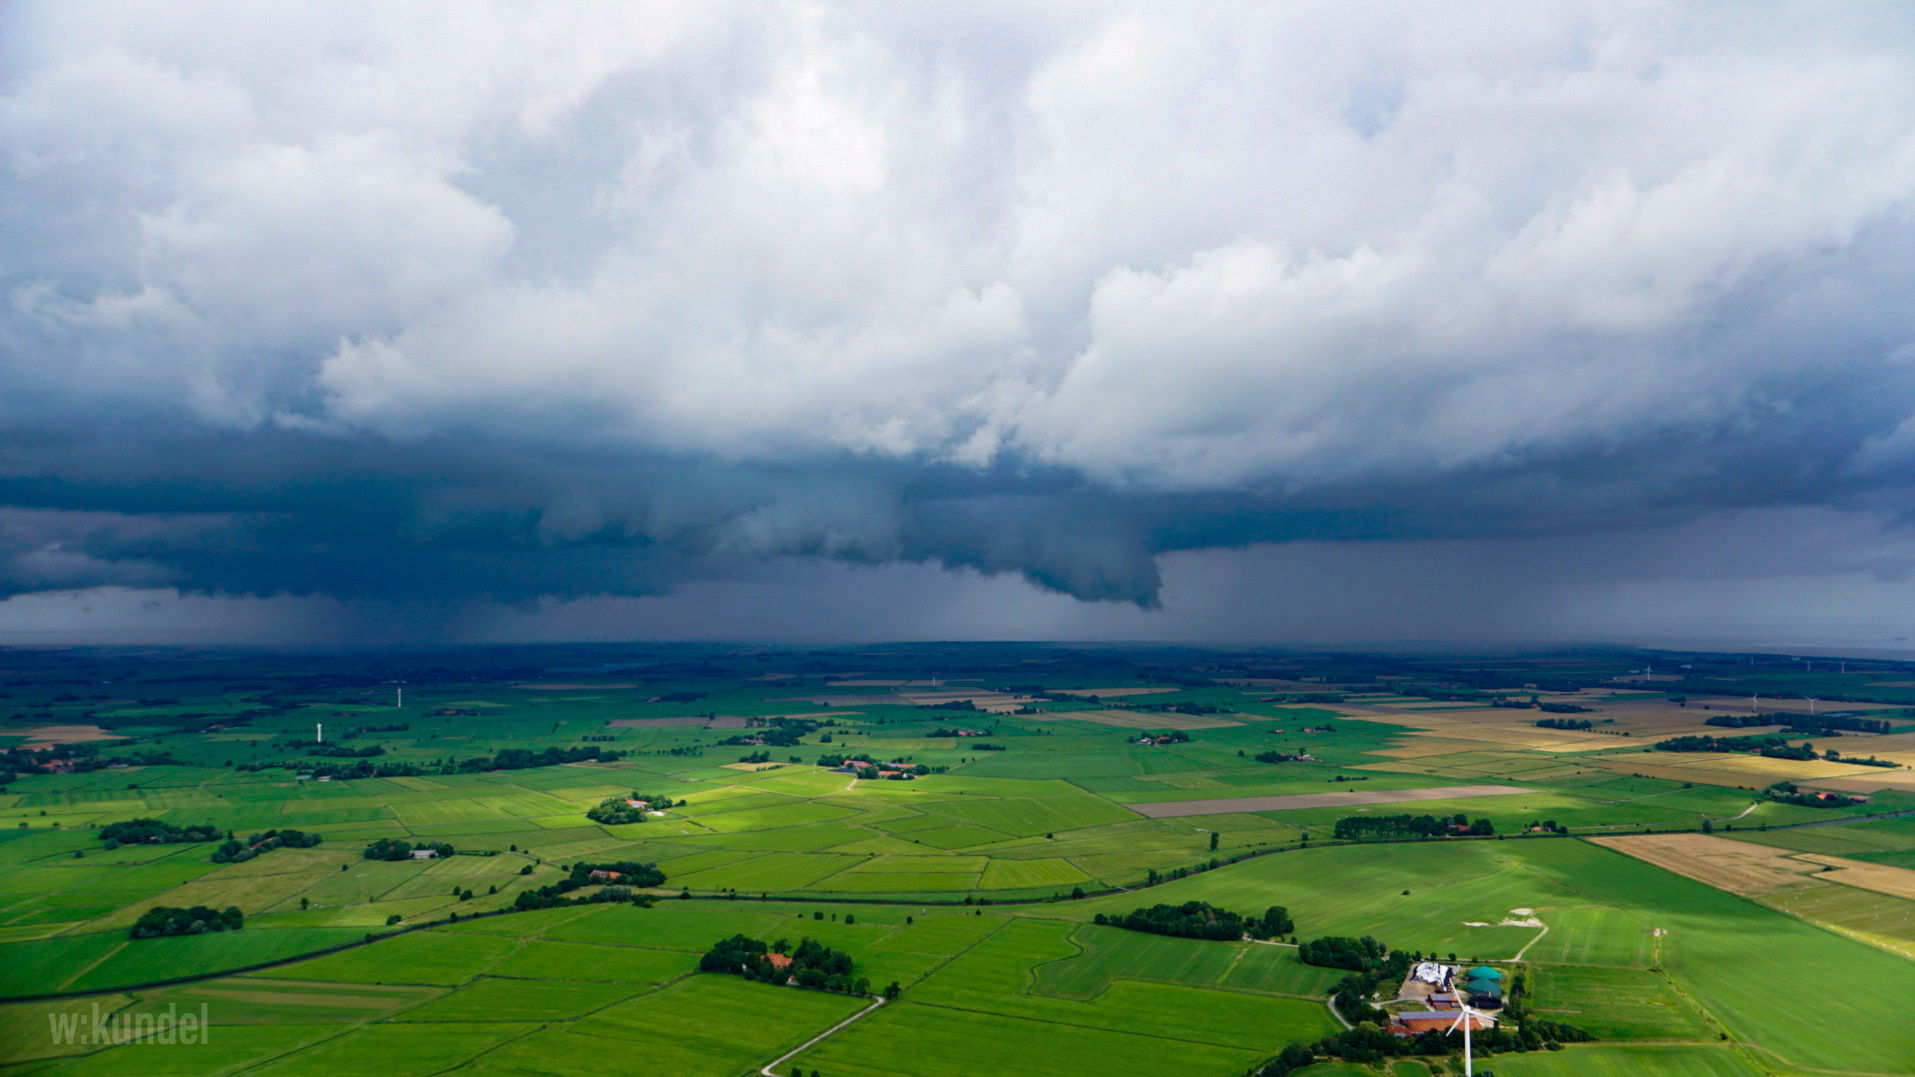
[548, 974, 866, 1075]
[1026, 922, 1339, 1002]
[1527, 965, 1712, 1040]
[391, 977, 639, 1021]
[257, 931, 517, 986]
[487, 939, 690, 983]
[795, 1001, 1267, 1077]
[245, 1021, 537, 1076]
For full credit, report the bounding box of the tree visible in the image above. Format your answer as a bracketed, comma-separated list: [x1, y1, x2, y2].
[883, 981, 902, 1000]
[1209, 831, 1220, 851]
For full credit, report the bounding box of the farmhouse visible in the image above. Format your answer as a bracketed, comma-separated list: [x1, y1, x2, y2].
[767, 953, 792, 971]
[1394, 1010, 1491, 1034]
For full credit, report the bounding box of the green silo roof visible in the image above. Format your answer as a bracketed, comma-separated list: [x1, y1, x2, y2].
[1465, 978, 1501, 995]
[1468, 965, 1503, 980]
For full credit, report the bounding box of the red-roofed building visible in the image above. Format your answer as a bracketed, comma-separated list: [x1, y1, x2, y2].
[767, 953, 793, 971]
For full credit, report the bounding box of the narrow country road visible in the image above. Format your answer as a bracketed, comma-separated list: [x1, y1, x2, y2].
[760, 995, 887, 1077]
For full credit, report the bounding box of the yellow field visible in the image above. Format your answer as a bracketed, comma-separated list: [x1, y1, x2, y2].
[720, 762, 786, 772]
[1590, 834, 1823, 896]
[1795, 855, 1915, 901]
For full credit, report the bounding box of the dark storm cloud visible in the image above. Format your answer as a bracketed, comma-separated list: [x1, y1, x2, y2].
[4, 0, 1915, 622]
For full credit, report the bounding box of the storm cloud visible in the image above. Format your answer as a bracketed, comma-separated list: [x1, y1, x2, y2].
[5, 1, 1915, 640]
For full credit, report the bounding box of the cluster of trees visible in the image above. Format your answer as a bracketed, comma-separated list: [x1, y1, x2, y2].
[1298, 935, 1388, 972]
[305, 744, 385, 758]
[919, 699, 979, 711]
[1761, 781, 1864, 808]
[101, 818, 221, 847]
[1534, 717, 1594, 730]
[1536, 702, 1592, 714]
[736, 751, 773, 764]
[1094, 901, 1293, 941]
[1331, 813, 1493, 841]
[363, 838, 454, 861]
[721, 718, 822, 748]
[698, 934, 870, 994]
[131, 904, 242, 939]
[211, 828, 320, 863]
[513, 860, 667, 911]
[1254, 750, 1310, 763]
[587, 792, 678, 825]
[928, 728, 989, 738]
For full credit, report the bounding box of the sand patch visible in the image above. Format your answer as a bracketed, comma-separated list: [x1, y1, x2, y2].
[1590, 834, 1822, 896]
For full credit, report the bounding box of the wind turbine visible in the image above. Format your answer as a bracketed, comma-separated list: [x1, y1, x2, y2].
[1449, 999, 1485, 1077]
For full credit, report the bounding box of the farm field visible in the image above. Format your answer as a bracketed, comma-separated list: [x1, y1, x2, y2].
[3, 643, 1915, 1075]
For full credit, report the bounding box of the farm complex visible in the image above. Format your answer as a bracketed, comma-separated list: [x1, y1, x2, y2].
[3, 643, 1915, 1076]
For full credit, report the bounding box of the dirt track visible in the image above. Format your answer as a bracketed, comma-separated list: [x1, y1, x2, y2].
[1125, 784, 1533, 818]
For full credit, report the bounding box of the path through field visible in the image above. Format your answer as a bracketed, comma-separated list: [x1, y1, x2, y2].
[761, 995, 887, 1077]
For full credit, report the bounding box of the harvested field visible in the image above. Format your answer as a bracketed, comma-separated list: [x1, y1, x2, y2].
[1794, 854, 1915, 901]
[1125, 784, 1532, 818]
[1065, 687, 1181, 699]
[6, 724, 119, 747]
[1820, 769, 1915, 794]
[1589, 834, 1822, 896]
[1054, 709, 1242, 731]
[721, 762, 785, 772]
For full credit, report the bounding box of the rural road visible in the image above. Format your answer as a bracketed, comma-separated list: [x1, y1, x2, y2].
[760, 994, 886, 1077]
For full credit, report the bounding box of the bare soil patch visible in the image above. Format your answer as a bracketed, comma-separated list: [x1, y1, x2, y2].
[1126, 784, 1531, 819]
[5, 724, 119, 747]
[1053, 709, 1242, 731]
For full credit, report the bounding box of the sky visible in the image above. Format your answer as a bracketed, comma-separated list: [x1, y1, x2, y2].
[4, 1, 1915, 650]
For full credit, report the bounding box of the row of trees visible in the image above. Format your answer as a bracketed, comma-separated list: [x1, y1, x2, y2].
[1533, 717, 1594, 730]
[211, 828, 320, 863]
[131, 904, 242, 939]
[101, 818, 221, 847]
[1094, 901, 1293, 941]
[1331, 814, 1494, 841]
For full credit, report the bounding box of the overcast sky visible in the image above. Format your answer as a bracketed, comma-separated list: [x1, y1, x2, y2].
[4, 1, 1915, 650]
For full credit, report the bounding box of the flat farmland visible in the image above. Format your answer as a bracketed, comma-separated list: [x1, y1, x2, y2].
[6, 646, 1915, 1076]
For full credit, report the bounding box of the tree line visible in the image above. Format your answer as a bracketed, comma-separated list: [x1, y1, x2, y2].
[131, 904, 243, 939]
[1331, 813, 1494, 841]
[1094, 901, 1293, 941]
[212, 828, 320, 863]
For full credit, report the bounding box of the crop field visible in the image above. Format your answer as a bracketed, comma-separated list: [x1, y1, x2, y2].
[4, 644, 1915, 1075]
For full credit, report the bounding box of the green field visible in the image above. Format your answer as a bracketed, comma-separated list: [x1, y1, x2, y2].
[3, 643, 1914, 1075]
